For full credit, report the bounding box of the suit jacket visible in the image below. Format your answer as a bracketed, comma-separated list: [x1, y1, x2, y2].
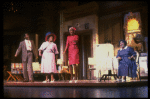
[15, 40, 37, 62]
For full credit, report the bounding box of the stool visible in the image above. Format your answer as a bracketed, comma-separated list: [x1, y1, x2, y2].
[99, 70, 117, 82]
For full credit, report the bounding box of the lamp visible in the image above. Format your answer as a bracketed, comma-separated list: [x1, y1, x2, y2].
[88, 57, 96, 80]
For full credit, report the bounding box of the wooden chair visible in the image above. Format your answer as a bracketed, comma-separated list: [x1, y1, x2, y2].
[7, 71, 23, 81]
[6, 71, 16, 81]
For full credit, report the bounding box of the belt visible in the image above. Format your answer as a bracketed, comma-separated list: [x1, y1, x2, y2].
[27, 50, 32, 53]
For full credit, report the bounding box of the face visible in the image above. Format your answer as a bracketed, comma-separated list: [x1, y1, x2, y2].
[120, 41, 125, 48]
[48, 36, 54, 42]
[24, 33, 29, 40]
[69, 30, 74, 35]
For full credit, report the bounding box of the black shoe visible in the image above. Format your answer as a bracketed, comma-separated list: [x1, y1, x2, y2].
[29, 80, 34, 82]
[23, 80, 29, 82]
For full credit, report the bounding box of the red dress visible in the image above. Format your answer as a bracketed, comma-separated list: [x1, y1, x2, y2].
[66, 35, 79, 65]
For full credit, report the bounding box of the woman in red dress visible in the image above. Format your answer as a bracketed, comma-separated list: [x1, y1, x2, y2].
[63, 27, 79, 82]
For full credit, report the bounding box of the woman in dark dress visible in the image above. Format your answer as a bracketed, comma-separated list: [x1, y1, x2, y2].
[116, 40, 137, 81]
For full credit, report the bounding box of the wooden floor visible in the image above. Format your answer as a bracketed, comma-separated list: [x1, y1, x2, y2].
[4, 79, 148, 87]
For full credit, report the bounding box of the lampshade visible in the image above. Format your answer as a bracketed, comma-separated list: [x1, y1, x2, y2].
[57, 59, 63, 65]
[88, 57, 96, 65]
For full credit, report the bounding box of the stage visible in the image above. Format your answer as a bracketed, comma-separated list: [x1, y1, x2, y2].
[4, 79, 148, 87]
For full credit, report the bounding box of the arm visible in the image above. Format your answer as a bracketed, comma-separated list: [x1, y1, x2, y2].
[39, 50, 42, 56]
[55, 54, 58, 64]
[54, 44, 59, 64]
[15, 42, 22, 57]
[63, 46, 68, 54]
[116, 50, 121, 60]
[38, 42, 44, 56]
[63, 37, 69, 54]
[128, 47, 136, 59]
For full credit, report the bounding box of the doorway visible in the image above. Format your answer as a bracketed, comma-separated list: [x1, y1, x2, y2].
[63, 30, 93, 80]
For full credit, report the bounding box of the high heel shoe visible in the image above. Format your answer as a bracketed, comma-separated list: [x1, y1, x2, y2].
[43, 80, 47, 83]
[42, 79, 49, 83]
[69, 80, 73, 83]
[50, 79, 55, 83]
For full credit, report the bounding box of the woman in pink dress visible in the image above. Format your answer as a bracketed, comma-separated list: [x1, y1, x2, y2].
[39, 32, 59, 82]
[63, 27, 79, 82]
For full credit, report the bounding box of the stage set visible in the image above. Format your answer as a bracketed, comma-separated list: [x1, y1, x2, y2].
[4, 43, 148, 87]
[4, 9, 148, 88]
[3, 1, 148, 90]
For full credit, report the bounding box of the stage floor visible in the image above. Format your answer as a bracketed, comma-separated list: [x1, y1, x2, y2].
[4, 79, 148, 87]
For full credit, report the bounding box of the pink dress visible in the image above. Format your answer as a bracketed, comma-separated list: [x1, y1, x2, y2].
[66, 35, 79, 65]
[39, 42, 59, 73]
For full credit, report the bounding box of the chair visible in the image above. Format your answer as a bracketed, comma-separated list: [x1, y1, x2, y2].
[6, 71, 16, 81]
[99, 57, 117, 82]
[57, 59, 63, 73]
[7, 71, 24, 81]
[57, 59, 68, 80]
[88, 57, 96, 80]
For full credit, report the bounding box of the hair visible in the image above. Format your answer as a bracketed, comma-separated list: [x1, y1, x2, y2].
[21, 33, 30, 40]
[47, 35, 54, 41]
[119, 39, 127, 46]
[69, 27, 76, 34]
[24, 33, 29, 37]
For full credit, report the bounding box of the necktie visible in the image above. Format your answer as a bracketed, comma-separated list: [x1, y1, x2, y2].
[28, 41, 31, 51]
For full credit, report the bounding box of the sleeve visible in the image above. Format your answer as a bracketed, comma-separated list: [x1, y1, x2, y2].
[15, 42, 22, 56]
[75, 35, 79, 41]
[129, 47, 136, 57]
[72, 35, 79, 45]
[54, 44, 59, 54]
[116, 50, 120, 58]
[38, 42, 45, 51]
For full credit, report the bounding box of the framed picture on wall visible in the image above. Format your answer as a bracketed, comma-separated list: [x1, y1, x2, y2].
[85, 23, 89, 29]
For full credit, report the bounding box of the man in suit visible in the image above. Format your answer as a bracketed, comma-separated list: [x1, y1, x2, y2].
[15, 33, 38, 82]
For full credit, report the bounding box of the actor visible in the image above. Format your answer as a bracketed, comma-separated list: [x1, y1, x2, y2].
[15, 33, 37, 82]
[116, 39, 136, 82]
[39, 32, 59, 82]
[63, 27, 79, 83]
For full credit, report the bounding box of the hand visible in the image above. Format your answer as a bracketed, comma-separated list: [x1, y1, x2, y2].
[73, 40, 76, 43]
[130, 55, 134, 58]
[39, 51, 42, 56]
[39, 53, 42, 56]
[14, 54, 17, 57]
[63, 51, 65, 55]
[128, 55, 134, 60]
[128, 57, 131, 59]
[55, 61, 57, 64]
[117, 57, 122, 60]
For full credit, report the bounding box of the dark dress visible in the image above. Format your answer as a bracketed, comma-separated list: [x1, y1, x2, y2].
[116, 46, 137, 77]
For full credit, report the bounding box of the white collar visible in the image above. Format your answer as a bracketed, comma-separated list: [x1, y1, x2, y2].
[120, 46, 128, 50]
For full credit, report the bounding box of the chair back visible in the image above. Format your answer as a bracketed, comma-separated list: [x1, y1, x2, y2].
[88, 57, 96, 65]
